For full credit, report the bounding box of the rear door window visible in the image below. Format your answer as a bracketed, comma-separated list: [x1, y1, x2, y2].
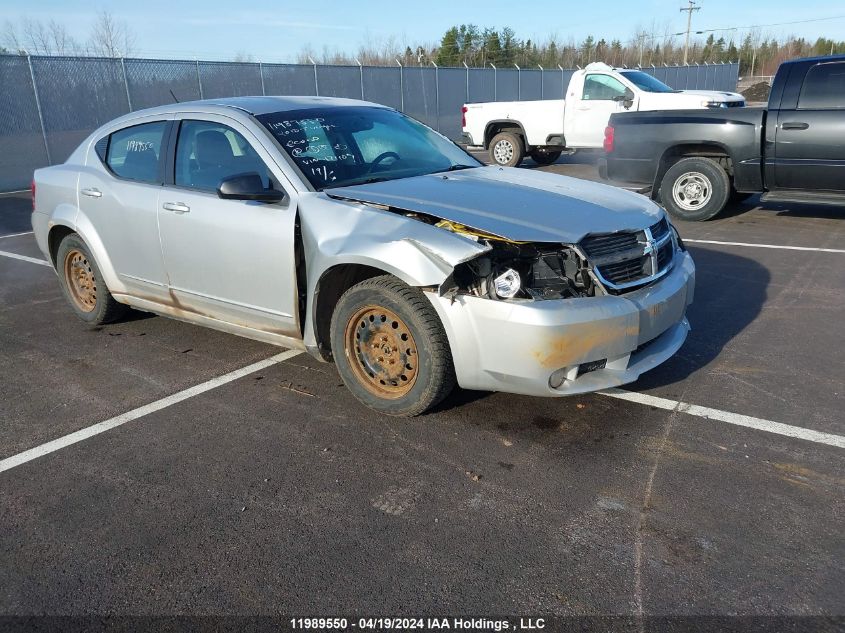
[105, 121, 167, 183]
[798, 62, 845, 109]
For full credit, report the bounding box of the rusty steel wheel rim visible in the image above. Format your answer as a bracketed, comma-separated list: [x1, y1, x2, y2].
[344, 305, 419, 399]
[63, 249, 97, 313]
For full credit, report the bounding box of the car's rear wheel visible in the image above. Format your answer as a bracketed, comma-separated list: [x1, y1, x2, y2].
[489, 131, 525, 167]
[330, 275, 456, 416]
[530, 149, 562, 165]
[659, 157, 730, 222]
[57, 233, 127, 324]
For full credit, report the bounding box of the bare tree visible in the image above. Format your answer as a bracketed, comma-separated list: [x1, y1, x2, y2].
[1, 19, 24, 54]
[88, 10, 135, 57]
[1, 17, 80, 55]
[46, 19, 79, 55]
[232, 51, 254, 63]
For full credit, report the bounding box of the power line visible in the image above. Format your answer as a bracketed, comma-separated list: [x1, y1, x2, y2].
[691, 13, 845, 36]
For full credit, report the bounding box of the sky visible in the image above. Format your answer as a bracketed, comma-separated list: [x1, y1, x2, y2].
[2, 0, 844, 61]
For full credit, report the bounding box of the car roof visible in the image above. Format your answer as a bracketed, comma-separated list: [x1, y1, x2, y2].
[105, 95, 389, 127]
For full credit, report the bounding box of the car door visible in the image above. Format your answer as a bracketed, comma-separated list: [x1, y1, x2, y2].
[78, 117, 171, 298]
[157, 115, 300, 337]
[564, 73, 630, 148]
[773, 61, 845, 192]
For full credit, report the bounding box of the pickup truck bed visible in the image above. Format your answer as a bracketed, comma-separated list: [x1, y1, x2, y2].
[603, 54, 845, 221]
[604, 107, 766, 193]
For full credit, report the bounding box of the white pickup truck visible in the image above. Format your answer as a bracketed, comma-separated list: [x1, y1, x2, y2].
[461, 62, 745, 166]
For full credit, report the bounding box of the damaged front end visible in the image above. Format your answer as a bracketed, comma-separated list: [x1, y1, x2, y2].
[319, 192, 695, 397]
[437, 215, 681, 303]
[418, 214, 695, 397]
[444, 237, 596, 302]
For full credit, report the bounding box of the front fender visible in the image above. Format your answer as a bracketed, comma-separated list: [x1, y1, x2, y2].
[298, 194, 491, 350]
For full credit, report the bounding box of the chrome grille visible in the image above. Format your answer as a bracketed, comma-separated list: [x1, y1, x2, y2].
[580, 217, 675, 292]
[580, 232, 639, 258]
[649, 218, 669, 241]
[599, 255, 648, 284]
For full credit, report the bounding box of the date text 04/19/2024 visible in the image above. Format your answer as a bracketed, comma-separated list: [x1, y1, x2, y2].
[289, 618, 547, 630]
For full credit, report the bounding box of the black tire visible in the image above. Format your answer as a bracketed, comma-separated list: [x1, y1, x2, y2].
[530, 149, 562, 165]
[659, 157, 730, 222]
[330, 275, 456, 417]
[489, 131, 525, 167]
[56, 233, 128, 325]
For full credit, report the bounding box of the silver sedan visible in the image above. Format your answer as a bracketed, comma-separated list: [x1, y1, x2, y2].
[32, 96, 694, 416]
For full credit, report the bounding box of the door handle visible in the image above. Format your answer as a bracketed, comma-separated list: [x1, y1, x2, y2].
[781, 122, 809, 130]
[162, 202, 190, 214]
[80, 187, 102, 198]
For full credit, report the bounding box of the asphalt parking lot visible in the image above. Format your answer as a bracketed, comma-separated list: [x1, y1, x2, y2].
[1, 153, 843, 623]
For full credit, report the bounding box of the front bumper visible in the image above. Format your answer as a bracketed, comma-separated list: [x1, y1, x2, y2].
[426, 250, 695, 396]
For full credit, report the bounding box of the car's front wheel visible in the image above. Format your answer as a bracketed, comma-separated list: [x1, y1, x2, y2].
[659, 157, 730, 222]
[330, 275, 456, 416]
[56, 233, 127, 324]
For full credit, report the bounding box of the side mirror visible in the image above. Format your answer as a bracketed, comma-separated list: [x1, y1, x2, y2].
[217, 173, 285, 202]
[613, 89, 635, 105]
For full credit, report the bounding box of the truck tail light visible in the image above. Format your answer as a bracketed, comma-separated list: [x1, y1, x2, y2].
[30, 179, 35, 212]
[603, 126, 615, 153]
[461, 105, 468, 128]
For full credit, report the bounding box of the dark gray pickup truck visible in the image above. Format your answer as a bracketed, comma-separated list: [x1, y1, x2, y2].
[601, 54, 845, 220]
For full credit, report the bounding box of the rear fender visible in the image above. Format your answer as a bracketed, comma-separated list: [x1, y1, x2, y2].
[47, 208, 126, 295]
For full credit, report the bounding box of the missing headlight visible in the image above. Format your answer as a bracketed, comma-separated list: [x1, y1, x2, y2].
[447, 242, 595, 301]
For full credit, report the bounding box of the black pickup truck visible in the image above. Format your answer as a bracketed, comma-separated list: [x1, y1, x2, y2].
[601, 54, 845, 221]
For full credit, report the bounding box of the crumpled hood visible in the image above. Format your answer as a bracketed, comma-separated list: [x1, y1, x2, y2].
[326, 166, 663, 244]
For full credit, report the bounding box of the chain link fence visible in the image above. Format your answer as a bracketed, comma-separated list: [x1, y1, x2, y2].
[0, 54, 739, 192]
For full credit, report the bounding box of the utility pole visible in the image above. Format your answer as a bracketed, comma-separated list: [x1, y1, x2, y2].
[638, 34, 645, 67]
[680, 0, 700, 65]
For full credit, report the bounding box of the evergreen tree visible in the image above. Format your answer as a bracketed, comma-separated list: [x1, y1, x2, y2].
[436, 27, 461, 66]
[501, 27, 517, 65]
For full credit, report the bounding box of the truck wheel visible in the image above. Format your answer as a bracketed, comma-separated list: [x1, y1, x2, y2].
[56, 233, 127, 324]
[530, 150, 562, 165]
[489, 131, 525, 167]
[659, 157, 730, 222]
[330, 275, 456, 417]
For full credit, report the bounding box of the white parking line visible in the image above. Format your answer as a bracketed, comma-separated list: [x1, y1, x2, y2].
[0, 249, 51, 267]
[601, 388, 845, 449]
[684, 239, 845, 254]
[0, 349, 303, 474]
[0, 231, 34, 239]
[1, 237, 841, 455]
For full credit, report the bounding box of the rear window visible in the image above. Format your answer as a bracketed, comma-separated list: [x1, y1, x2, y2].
[798, 62, 845, 109]
[105, 121, 167, 183]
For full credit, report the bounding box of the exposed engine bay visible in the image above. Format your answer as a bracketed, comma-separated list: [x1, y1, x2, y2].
[447, 240, 595, 301]
[329, 198, 603, 302]
[429, 219, 596, 301]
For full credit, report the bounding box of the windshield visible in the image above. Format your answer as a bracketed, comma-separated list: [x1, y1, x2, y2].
[619, 71, 675, 93]
[257, 106, 481, 190]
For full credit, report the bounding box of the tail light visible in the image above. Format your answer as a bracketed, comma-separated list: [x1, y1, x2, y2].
[603, 126, 615, 153]
[461, 105, 468, 128]
[30, 179, 35, 212]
